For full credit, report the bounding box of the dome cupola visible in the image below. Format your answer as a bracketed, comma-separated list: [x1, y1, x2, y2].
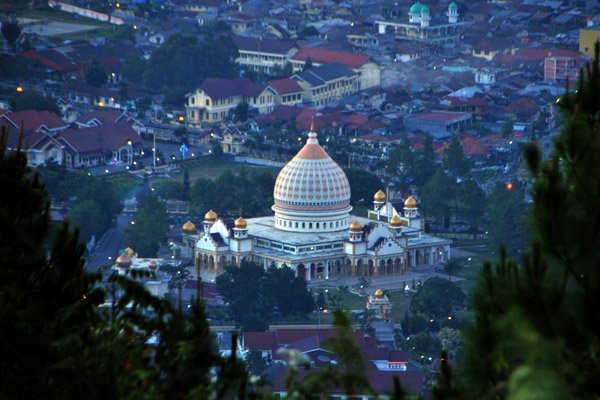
[182, 220, 196, 233]
[272, 124, 352, 232]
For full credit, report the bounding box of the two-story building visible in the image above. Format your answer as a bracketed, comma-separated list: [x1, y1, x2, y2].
[290, 47, 381, 90]
[292, 63, 358, 106]
[233, 36, 297, 75]
[185, 78, 277, 125]
[268, 78, 304, 106]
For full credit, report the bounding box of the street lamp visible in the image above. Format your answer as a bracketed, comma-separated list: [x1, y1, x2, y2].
[16, 86, 23, 93]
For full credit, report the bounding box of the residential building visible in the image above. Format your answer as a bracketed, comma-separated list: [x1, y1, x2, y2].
[404, 111, 472, 138]
[185, 78, 276, 125]
[544, 55, 580, 83]
[221, 128, 246, 154]
[233, 36, 297, 74]
[579, 26, 600, 57]
[268, 78, 304, 106]
[292, 63, 358, 106]
[0, 110, 68, 167]
[58, 122, 143, 167]
[472, 37, 514, 61]
[76, 109, 146, 136]
[291, 47, 381, 90]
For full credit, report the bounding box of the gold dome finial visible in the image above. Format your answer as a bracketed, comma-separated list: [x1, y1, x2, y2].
[374, 288, 384, 298]
[310, 118, 315, 133]
[390, 214, 402, 227]
[182, 220, 196, 233]
[349, 220, 363, 232]
[125, 247, 135, 257]
[116, 254, 132, 268]
[234, 216, 247, 229]
[404, 195, 417, 208]
[374, 189, 386, 202]
[204, 209, 218, 222]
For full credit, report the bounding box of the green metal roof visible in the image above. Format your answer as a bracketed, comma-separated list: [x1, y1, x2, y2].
[420, 5, 430, 13]
[449, 2, 458, 10]
[409, 2, 423, 14]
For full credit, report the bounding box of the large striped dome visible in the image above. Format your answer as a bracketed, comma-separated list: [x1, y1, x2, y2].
[272, 126, 352, 232]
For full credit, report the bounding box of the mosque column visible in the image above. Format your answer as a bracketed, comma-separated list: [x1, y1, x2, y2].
[325, 262, 330, 280]
[306, 266, 311, 281]
[429, 248, 434, 266]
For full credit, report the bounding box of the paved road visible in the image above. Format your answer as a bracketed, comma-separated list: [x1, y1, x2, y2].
[86, 213, 131, 273]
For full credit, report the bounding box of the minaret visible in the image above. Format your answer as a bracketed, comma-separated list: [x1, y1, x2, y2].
[389, 215, 403, 237]
[448, 2, 458, 24]
[233, 216, 248, 239]
[420, 5, 431, 27]
[373, 189, 386, 210]
[403, 196, 423, 230]
[203, 209, 217, 234]
[349, 220, 363, 242]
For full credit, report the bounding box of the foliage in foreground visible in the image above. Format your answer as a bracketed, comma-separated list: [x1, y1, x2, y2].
[443, 45, 600, 400]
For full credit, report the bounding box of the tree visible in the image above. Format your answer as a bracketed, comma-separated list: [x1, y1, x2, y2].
[182, 168, 190, 201]
[154, 179, 184, 200]
[344, 167, 384, 205]
[233, 101, 249, 122]
[456, 46, 600, 400]
[143, 33, 238, 105]
[457, 178, 486, 234]
[484, 181, 529, 258]
[300, 25, 319, 38]
[413, 134, 437, 187]
[387, 139, 414, 193]
[124, 194, 168, 257]
[216, 261, 275, 330]
[84, 57, 108, 87]
[420, 167, 455, 228]
[12, 89, 60, 114]
[442, 258, 462, 280]
[443, 136, 472, 177]
[122, 53, 146, 84]
[437, 328, 463, 360]
[303, 55, 313, 71]
[501, 119, 514, 138]
[1, 19, 21, 53]
[0, 126, 104, 398]
[410, 277, 465, 319]
[67, 199, 105, 244]
[211, 143, 223, 157]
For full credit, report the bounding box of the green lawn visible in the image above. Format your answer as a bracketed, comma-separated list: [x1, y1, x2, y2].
[49, 27, 114, 42]
[171, 158, 279, 183]
[312, 288, 411, 322]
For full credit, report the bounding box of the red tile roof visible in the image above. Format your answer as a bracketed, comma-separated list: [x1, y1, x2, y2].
[198, 77, 268, 100]
[1, 109, 66, 132]
[233, 36, 297, 55]
[460, 134, 490, 156]
[59, 122, 142, 155]
[292, 47, 370, 69]
[268, 78, 303, 94]
[244, 331, 278, 351]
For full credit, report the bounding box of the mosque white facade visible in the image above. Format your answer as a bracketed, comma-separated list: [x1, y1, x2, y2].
[180, 126, 451, 281]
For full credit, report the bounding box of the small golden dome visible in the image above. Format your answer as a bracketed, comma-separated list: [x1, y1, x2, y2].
[182, 220, 196, 233]
[349, 220, 363, 232]
[204, 209, 218, 222]
[234, 216, 247, 229]
[404, 195, 417, 208]
[374, 189, 386, 202]
[374, 288, 384, 298]
[390, 215, 402, 227]
[125, 247, 135, 257]
[116, 254, 132, 267]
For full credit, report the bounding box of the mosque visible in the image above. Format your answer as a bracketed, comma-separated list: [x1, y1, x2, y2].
[179, 125, 451, 281]
[375, 2, 463, 46]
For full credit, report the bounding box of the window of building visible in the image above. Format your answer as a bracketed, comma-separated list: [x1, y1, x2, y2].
[206, 99, 210, 106]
